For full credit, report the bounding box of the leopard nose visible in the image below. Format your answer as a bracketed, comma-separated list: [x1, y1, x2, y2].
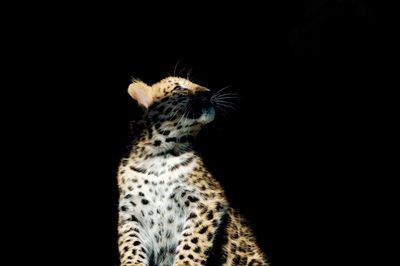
[191, 91, 212, 108]
[195, 90, 212, 101]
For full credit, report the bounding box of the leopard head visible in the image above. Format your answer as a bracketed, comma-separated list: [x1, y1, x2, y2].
[128, 77, 217, 148]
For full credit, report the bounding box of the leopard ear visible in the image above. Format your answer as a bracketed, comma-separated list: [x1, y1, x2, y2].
[128, 80, 153, 108]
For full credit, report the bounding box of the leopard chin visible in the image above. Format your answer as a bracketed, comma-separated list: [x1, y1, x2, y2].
[197, 106, 215, 124]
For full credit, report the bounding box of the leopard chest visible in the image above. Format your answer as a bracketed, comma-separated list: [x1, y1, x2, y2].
[118, 154, 198, 256]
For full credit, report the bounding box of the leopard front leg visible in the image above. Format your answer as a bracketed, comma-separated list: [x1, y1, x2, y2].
[118, 202, 148, 266]
[173, 199, 228, 266]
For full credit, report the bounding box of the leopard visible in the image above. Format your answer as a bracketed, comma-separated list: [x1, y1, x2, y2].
[117, 76, 269, 266]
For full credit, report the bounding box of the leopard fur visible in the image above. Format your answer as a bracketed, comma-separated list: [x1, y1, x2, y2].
[117, 77, 268, 266]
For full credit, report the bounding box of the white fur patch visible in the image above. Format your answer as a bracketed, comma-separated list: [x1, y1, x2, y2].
[119, 152, 197, 265]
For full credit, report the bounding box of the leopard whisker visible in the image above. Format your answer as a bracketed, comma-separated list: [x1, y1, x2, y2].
[173, 59, 181, 77]
[214, 105, 231, 116]
[213, 92, 240, 99]
[170, 105, 182, 120]
[214, 98, 239, 107]
[186, 67, 193, 81]
[214, 95, 240, 100]
[214, 92, 239, 97]
[213, 99, 239, 112]
[211, 86, 233, 99]
[177, 103, 190, 128]
[214, 102, 238, 110]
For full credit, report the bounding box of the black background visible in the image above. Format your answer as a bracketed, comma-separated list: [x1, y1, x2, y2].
[9, 0, 388, 265]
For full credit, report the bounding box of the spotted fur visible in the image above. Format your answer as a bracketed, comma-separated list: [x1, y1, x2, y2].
[117, 77, 268, 266]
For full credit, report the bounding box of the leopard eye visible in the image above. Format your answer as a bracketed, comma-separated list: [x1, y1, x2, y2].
[173, 85, 187, 91]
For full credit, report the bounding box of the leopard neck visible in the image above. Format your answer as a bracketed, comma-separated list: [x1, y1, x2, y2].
[128, 118, 197, 160]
